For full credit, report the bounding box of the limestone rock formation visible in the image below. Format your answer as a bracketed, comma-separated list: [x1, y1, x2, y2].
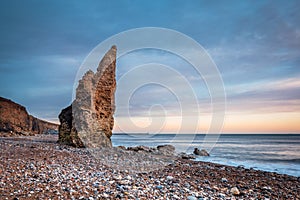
[58, 46, 117, 148]
[0, 96, 58, 136]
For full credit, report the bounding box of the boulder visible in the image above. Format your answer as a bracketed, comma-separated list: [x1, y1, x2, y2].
[0, 96, 58, 136]
[157, 144, 176, 156]
[178, 152, 196, 159]
[193, 148, 210, 156]
[58, 46, 117, 148]
[127, 145, 151, 152]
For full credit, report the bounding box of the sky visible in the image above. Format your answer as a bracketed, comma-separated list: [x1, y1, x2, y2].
[0, 0, 299, 133]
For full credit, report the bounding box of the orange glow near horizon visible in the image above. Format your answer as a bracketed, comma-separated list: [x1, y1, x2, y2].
[113, 112, 300, 133]
[222, 112, 300, 133]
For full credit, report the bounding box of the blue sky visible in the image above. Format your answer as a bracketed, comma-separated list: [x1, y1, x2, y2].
[0, 0, 299, 132]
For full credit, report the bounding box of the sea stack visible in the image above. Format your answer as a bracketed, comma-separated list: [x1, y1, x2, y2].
[58, 46, 117, 148]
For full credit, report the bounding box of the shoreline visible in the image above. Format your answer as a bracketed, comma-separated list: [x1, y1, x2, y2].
[0, 135, 299, 199]
[112, 133, 300, 177]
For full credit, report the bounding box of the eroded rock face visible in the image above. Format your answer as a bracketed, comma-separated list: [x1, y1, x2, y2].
[0, 96, 58, 136]
[58, 46, 117, 148]
[58, 105, 84, 147]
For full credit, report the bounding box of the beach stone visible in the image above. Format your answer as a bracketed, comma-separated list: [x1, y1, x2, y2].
[127, 145, 151, 152]
[29, 163, 36, 170]
[178, 152, 196, 159]
[156, 185, 163, 190]
[262, 186, 272, 191]
[218, 193, 226, 198]
[58, 46, 117, 148]
[187, 196, 197, 200]
[230, 187, 240, 196]
[193, 148, 210, 156]
[221, 178, 228, 183]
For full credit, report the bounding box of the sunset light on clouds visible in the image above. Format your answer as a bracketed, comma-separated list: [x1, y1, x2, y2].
[0, 0, 299, 133]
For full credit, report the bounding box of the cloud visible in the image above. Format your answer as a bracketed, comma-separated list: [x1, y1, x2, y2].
[0, 0, 299, 133]
[226, 77, 300, 113]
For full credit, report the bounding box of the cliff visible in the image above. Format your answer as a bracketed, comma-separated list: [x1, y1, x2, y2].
[0, 96, 58, 136]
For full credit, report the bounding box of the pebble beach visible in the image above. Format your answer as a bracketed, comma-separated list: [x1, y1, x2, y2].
[0, 135, 299, 200]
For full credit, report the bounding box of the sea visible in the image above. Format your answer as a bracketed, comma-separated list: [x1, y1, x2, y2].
[111, 134, 300, 177]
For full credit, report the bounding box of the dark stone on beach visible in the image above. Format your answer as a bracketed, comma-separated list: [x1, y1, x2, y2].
[126, 145, 176, 156]
[221, 177, 228, 182]
[157, 144, 175, 156]
[156, 185, 163, 190]
[58, 46, 117, 148]
[127, 145, 151, 152]
[193, 148, 210, 156]
[237, 165, 245, 170]
[178, 152, 196, 159]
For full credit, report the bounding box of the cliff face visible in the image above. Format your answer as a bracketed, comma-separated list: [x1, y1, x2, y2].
[0, 97, 58, 136]
[58, 45, 117, 148]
